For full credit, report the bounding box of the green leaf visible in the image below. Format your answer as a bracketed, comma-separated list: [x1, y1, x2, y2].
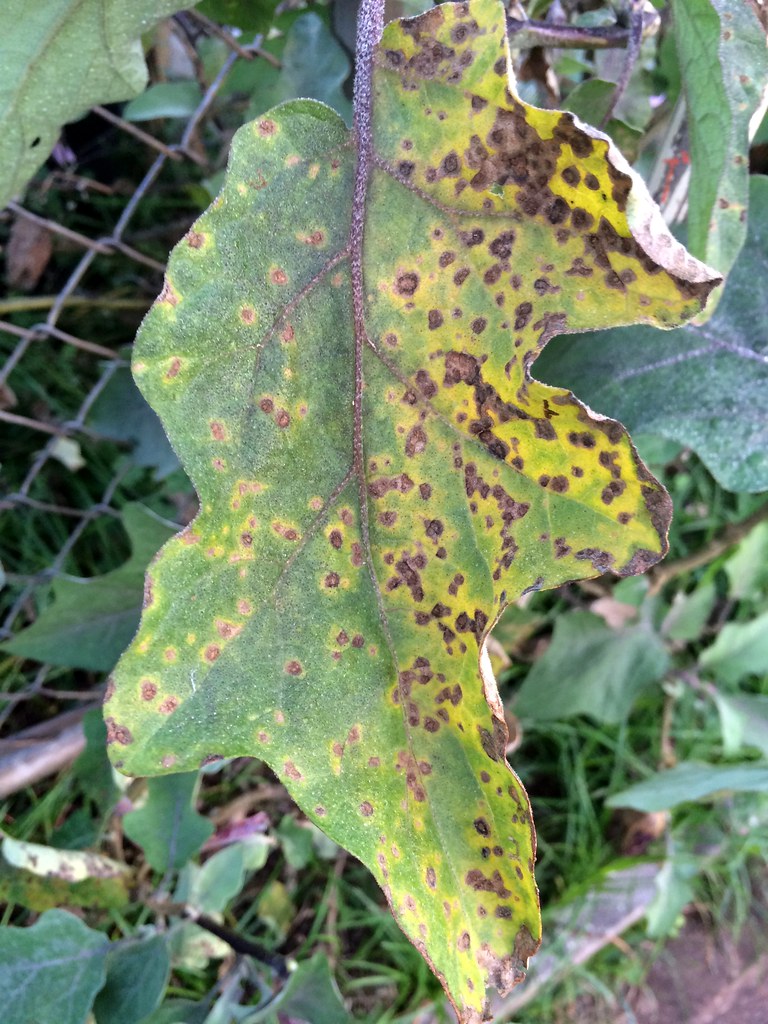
[94, 935, 171, 1024]
[671, 0, 768, 282]
[179, 839, 270, 913]
[0, 832, 132, 911]
[699, 610, 768, 685]
[535, 175, 768, 493]
[105, 1, 720, 1018]
[88, 366, 179, 480]
[123, 82, 202, 123]
[72, 710, 120, 813]
[246, 13, 352, 124]
[713, 692, 768, 758]
[2, 503, 177, 671]
[123, 772, 213, 873]
[661, 580, 717, 643]
[607, 761, 768, 812]
[723, 520, 768, 601]
[645, 854, 698, 939]
[144, 1000, 210, 1024]
[276, 816, 315, 870]
[514, 611, 668, 725]
[0, 909, 108, 1024]
[197, 0, 278, 33]
[0, 0, 201, 208]
[245, 954, 350, 1024]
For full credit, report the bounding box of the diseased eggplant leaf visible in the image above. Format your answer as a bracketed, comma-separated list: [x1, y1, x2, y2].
[671, 0, 768, 283]
[535, 175, 768, 494]
[0, 0, 201, 208]
[105, 2, 719, 1020]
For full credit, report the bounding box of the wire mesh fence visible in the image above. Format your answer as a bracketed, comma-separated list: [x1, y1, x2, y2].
[0, 12, 280, 779]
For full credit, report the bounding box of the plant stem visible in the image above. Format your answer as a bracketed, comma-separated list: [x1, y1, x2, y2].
[349, 0, 384, 575]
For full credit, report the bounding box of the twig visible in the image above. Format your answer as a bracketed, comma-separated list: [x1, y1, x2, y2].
[648, 502, 768, 595]
[600, 0, 646, 128]
[0, 295, 150, 316]
[148, 899, 291, 978]
[506, 15, 631, 50]
[186, 8, 281, 67]
[0, 721, 88, 800]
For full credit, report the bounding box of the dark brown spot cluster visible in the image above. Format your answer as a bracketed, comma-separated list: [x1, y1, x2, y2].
[105, 717, 133, 746]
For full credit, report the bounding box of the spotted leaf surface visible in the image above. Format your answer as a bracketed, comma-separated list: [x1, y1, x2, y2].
[105, 2, 720, 1021]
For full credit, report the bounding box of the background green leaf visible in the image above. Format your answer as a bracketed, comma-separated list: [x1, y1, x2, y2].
[123, 772, 213, 873]
[123, 82, 203, 123]
[0, 909, 108, 1024]
[607, 761, 768, 812]
[94, 934, 171, 1024]
[245, 954, 351, 1024]
[1, 503, 177, 671]
[699, 611, 768, 685]
[0, 0, 201, 207]
[671, 0, 768, 282]
[514, 611, 668, 724]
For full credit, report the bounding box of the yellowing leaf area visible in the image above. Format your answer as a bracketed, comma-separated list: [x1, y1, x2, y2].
[105, 1, 720, 1020]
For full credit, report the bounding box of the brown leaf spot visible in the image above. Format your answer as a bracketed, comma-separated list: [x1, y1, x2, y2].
[273, 522, 299, 541]
[140, 679, 157, 701]
[395, 270, 420, 296]
[158, 280, 178, 306]
[352, 634, 365, 648]
[284, 760, 302, 781]
[426, 866, 437, 889]
[186, 230, 205, 248]
[428, 309, 444, 330]
[406, 424, 428, 456]
[474, 817, 491, 836]
[165, 357, 182, 379]
[315, 805, 327, 817]
[258, 118, 277, 136]
[465, 869, 512, 898]
[329, 529, 343, 549]
[270, 268, 288, 285]
[275, 409, 290, 428]
[260, 397, 274, 414]
[240, 306, 256, 325]
[324, 572, 340, 588]
[360, 801, 374, 817]
[285, 660, 303, 676]
[158, 696, 179, 714]
[205, 644, 221, 662]
[105, 717, 133, 745]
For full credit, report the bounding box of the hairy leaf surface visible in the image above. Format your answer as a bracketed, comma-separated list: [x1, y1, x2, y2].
[105, 1, 719, 1019]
